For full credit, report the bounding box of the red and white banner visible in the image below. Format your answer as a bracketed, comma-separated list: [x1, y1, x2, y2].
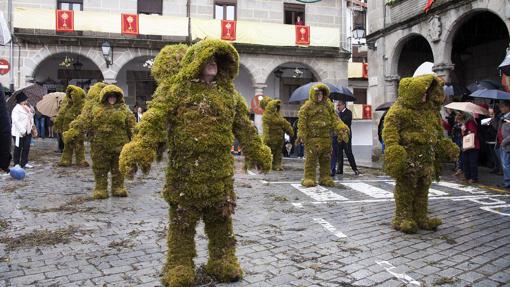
[56, 10, 74, 32]
[221, 20, 236, 41]
[363, 105, 372, 119]
[424, 0, 435, 13]
[121, 13, 139, 35]
[295, 25, 310, 46]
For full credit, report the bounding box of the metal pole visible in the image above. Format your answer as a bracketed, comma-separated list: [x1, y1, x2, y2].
[187, 0, 191, 45]
[8, 0, 14, 92]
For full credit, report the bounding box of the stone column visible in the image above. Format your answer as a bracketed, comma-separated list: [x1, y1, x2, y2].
[433, 63, 455, 83]
[384, 75, 400, 102]
[253, 83, 267, 135]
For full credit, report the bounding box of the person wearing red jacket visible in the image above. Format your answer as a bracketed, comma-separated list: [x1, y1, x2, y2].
[461, 112, 479, 183]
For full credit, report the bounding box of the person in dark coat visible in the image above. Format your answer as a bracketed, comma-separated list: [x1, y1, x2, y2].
[0, 84, 12, 173]
[331, 100, 360, 176]
[378, 110, 387, 153]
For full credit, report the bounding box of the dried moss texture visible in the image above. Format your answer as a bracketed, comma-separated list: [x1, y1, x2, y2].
[54, 85, 87, 166]
[64, 85, 135, 199]
[382, 75, 459, 234]
[297, 83, 349, 187]
[261, 96, 294, 171]
[119, 40, 271, 287]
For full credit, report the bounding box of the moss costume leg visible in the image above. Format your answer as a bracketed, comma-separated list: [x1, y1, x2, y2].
[91, 145, 109, 199]
[58, 143, 73, 166]
[271, 141, 284, 171]
[302, 141, 318, 187]
[393, 179, 418, 234]
[111, 152, 127, 197]
[203, 205, 242, 282]
[318, 141, 334, 187]
[74, 139, 88, 167]
[162, 205, 200, 287]
[414, 176, 442, 230]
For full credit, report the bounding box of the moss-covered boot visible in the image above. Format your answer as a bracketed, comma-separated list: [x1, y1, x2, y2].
[92, 174, 108, 200]
[205, 258, 243, 283]
[77, 160, 89, 167]
[92, 188, 108, 199]
[112, 187, 128, 197]
[161, 265, 195, 287]
[301, 178, 317, 187]
[319, 177, 335, 187]
[397, 218, 418, 234]
[417, 217, 442, 231]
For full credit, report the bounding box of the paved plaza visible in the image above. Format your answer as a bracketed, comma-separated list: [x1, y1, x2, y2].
[1, 140, 510, 287]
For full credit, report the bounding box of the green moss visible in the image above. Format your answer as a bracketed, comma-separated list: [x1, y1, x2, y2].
[297, 83, 349, 187]
[151, 44, 188, 84]
[382, 75, 458, 233]
[119, 40, 270, 286]
[55, 85, 87, 166]
[261, 96, 294, 171]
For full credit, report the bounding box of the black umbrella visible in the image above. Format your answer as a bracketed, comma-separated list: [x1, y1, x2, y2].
[467, 80, 502, 93]
[375, 101, 394, 111]
[329, 86, 356, 102]
[6, 84, 47, 112]
[470, 89, 510, 101]
[289, 82, 355, 103]
[443, 83, 470, 98]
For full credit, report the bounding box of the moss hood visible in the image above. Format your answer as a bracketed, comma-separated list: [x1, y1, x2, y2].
[309, 83, 330, 103]
[65, 85, 85, 105]
[99, 85, 125, 105]
[397, 74, 445, 109]
[151, 44, 189, 84]
[260, 96, 281, 114]
[86, 82, 107, 101]
[177, 39, 239, 83]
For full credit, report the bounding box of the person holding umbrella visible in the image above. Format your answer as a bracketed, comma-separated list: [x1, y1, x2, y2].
[331, 100, 360, 176]
[497, 101, 510, 188]
[0, 83, 12, 173]
[459, 112, 480, 183]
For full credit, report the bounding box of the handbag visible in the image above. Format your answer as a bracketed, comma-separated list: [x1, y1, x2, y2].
[462, 133, 475, 151]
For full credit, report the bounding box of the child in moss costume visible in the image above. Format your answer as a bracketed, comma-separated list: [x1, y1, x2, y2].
[119, 39, 271, 287]
[54, 85, 87, 167]
[64, 85, 135, 199]
[297, 84, 349, 187]
[382, 75, 458, 234]
[260, 96, 294, 171]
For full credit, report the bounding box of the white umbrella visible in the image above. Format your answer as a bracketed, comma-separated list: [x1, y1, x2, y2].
[0, 11, 11, 46]
[36, 92, 65, 117]
[413, 62, 436, 77]
[444, 102, 489, 116]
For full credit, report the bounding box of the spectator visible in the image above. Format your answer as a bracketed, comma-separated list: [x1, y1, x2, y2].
[488, 106, 502, 175]
[500, 116, 510, 189]
[378, 110, 387, 154]
[11, 91, 36, 168]
[296, 16, 304, 26]
[452, 112, 464, 176]
[460, 112, 479, 184]
[331, 100, 359, 176]
[134, 106, 144, 123]
[0, 84, 11, 173]
[296, 137, 304, 159]
[34, 109, 45, 138]
[497, 101, 510, 187]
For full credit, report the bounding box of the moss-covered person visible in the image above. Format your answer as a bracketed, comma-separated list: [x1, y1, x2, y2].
[53, 85, 87, 167]
[297, 84, 349, 187]
[119, 40, 271, 287]
[382, 75, 458, 234]
[260, 96, 294, 171]
[64, 85, 135, 199]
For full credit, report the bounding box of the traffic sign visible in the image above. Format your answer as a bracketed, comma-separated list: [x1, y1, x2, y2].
[0, 59, 10, 75]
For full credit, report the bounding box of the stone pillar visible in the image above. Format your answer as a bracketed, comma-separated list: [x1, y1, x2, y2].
[253, 83, 267, 135]
[384, 75, 400, 101]
[433, 63, 455, 83]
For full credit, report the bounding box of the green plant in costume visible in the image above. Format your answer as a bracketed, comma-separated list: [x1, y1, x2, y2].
[54, 85, 87, 167]
[64, 85, 135, 199]
[119, 39, 271, 287]
[260, 96, 294, 171]
[297, 84, 349, 187]
[382, 75, 458, 234]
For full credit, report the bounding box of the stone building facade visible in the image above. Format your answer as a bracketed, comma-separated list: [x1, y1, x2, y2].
[366, 0, 510, 158]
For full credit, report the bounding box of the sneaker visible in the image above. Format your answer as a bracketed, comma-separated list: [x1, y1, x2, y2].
[24, 164, 34, 168]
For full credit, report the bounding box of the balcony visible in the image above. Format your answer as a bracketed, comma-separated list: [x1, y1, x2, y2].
[387, 0, 450, 25]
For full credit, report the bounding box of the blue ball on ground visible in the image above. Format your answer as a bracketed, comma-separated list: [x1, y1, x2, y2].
[10, 166, 25, 180]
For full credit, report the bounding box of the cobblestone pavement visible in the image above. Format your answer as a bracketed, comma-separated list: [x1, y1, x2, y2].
[1, 139, 510, 287]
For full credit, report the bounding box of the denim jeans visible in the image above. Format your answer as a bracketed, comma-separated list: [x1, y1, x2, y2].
[500, 148, 510, 188]
[35, 116, 45, 138]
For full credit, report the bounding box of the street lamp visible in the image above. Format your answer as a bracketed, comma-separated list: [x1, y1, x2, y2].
[498, 44, 510, 76]
[352, 25, 366, 40]
[101, 41, 113, 68]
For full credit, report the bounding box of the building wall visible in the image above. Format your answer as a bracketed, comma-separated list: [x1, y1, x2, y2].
[366, 0, 510, 159]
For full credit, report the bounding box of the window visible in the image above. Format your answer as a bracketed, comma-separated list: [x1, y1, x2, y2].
[214, 1, 236, 20]
[284, 3, 305, 25]
[353, 88, 367, 104]
[57, 0, 83, 11]
[138, 0, 163, 15]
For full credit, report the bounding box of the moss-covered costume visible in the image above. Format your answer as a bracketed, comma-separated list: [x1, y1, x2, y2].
[382, 75, 458, 234]
[64, 85, 135, 199]
[119, 40, 271, 287]
[297, 84, 349, 187]
[54, 85, 87, 167]
[260, 96, 294, 171]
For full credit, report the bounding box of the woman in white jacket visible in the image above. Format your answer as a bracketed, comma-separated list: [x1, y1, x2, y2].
[11, 92, 36, 168]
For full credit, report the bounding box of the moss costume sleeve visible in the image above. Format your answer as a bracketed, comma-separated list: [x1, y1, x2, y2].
[232, 92, 272, 173]
[53, 99, 68, 133]
[382, 106, 408, 178]
[297, 107, 308, 142]
[283, 118, 294, 137]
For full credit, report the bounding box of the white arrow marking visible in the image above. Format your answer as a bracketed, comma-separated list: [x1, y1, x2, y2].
[435, 181, 486, 194]
[313, 218, 347, 238]
[376, 261, 421, 286]
[480, 204, 510, 216]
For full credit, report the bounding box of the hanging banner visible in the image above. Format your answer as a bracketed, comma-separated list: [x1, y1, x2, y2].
[363, 104, 372, 119]
[221, 20, 236, 41]
[295, 25, 310, 46]
[121, 13, 139, 35]
[56, 10, 74, 32]
[424, 0, 435, 13]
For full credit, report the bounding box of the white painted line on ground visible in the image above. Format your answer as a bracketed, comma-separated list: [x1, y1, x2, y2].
[341, 182, 393, 198]
[291, 202, 303, 208]
[263, 179, 396, 184]
[387, 182, 448, 196]
[376, 261, 421, 286]
[291, 184, 348, 201]
[313, 218, 347, 238]
[259, 180, 269, 184]
[480, 204, 510, 216]
[436, 181, 486, 194]
[247, 170, 256, 176]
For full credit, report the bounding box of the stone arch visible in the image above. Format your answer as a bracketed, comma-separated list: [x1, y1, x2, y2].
[108, 48, 158, 81]
[234, 63, 256, 104]
[390, 33, 435, 78]
[114, 55, 156, 107]
[28, 46, 105, 81]
[264, 61, 321, 85]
